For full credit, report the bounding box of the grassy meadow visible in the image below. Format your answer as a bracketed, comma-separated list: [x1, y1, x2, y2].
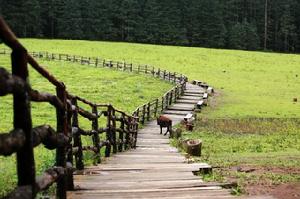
[0, 39, 300, 196]
[19, 38, 300, 119]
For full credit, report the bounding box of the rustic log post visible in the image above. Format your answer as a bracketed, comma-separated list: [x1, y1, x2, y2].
[154, 98, 159, 117]
[71, 98, 84, 170]
[133, 117, 138, 148]
[55, 85, 68, 199]
[66, 103, 74, 191]
[109, 60, 112, 68]
[102, 59, 105, 67]
[169, 90, 173, 105]
[119, 113, 125, 152]
[161, 97, 164, 112]
[152, 67, 155, 76]
[111, 108, 117, 154]
[168, 72, 171, 82]
[95, 58, 98, 67]
[124, 116, 129, 150]
[141, 104, 146, 124]
[130, 63, 133, 72]
[136, 108, 140, 119]
[92, 105, 101, 163]
[175, 86, 179, 101]
[157, 68, 160, 78]
[123, 62, 126, 71]
[12, 48, 36, 197]
[138, 65, 140, 73]
[129, 117, 135, 148]
[163, 70, 166, 80]
[173, 72, 176, 83]
[165, 93, 169, 109]
[145, 65, 148, 74]
[105, 105, 112, 157]
[146, 102, 151, 121]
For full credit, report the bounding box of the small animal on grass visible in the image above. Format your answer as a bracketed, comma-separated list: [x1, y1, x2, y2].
[157, 115, 172, 136]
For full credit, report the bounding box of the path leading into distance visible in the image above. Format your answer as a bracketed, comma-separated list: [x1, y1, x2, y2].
[68, 83, 274, 199]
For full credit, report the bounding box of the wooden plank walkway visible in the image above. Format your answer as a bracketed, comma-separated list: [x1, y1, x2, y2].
[68, 83, 273, 199]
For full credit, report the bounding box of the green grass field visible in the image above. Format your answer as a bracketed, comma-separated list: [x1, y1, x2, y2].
[18, 38, 300, 118]
[1, 39, 300, 196]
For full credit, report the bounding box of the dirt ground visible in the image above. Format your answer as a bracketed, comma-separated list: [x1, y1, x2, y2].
[225, 165, 300, 199]
[246, 183, 300, 199]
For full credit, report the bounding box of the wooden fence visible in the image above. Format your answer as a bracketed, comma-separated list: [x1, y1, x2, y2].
[0, 44, 188, 125]
[0, 17, 188, 199]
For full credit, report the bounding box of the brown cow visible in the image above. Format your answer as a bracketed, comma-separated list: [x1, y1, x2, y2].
[157, 115, 172, 136]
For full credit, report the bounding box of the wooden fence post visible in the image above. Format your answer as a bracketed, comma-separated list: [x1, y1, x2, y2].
[154, 99, 159, 118]
[119, 113, 125, 152]
[161, 97, 164, 112]
[125, 116, 130, 150]
[169, 90, 173, 105]
[145, 65, 148, 74]
[165, 93, 169, 109]
[146, 102, 151, 121]
[173, 72, 176, 83]
[56, 85, 68, 199]
[92, 106, 101, 163]
[111, 108, 117, 154]
[105, 106, 112, 157]
[12, 49, 36, 197]
[133, 117, 138, 148]
[71, 98, 84, 170]
[141, 104, 146, 124]
[95, 58, 98, 67]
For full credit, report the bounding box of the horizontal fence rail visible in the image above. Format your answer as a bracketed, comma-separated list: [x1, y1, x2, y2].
[0, 17, 189, 199]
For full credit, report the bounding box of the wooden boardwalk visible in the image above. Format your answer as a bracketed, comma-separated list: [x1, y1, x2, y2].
[68, 83, 272, 199]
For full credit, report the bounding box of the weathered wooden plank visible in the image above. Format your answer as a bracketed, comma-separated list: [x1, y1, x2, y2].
[184, 91, 205, 95]
[163, 110, 192, 115]
[183, 93, 204, 97]
[175, 99, 199, 104]
[167, 106, 194, 111]
[69, 187, 229, 194]
[84, 163, 211, 171]
[179, 96, 202, 100]
[73, 179, 222, 190]
[74, 171, 198, 181]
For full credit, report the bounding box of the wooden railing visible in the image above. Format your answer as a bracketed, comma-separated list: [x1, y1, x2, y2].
[0, 18, 139, 199]
[0, 45, 188, 125]
[0, 17, 188, 199]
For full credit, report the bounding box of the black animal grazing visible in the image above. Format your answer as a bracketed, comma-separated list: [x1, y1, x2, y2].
[157, 115, 172, 136]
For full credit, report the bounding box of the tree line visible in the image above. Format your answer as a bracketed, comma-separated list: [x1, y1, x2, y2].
[0, 0, 299, 53]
